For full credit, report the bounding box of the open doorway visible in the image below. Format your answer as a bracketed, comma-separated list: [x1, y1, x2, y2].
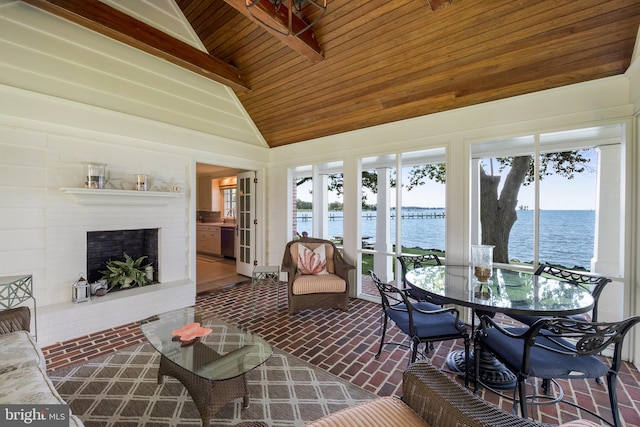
[196, 163, 251, 293]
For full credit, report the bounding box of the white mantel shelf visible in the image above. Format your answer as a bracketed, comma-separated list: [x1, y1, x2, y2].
[60, 188, 181, 206]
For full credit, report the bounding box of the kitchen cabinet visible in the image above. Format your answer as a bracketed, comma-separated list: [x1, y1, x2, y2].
[197, 177, 220, 211]
[197, 225, 221, 256]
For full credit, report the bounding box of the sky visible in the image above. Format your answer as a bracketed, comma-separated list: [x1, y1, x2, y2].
[493, 150, 598, 210]
[298, 150, 598, 210]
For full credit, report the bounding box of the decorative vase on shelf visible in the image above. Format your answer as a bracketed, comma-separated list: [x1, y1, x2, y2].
[84, 162, 107, 189]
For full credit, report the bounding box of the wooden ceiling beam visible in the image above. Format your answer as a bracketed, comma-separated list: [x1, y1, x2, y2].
[427, 0, 452, 12]
[20, 0, 250, 92]
[223, 0, 324, 63]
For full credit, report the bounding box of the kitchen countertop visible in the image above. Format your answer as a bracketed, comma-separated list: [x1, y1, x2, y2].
[197, 222, 236, 227]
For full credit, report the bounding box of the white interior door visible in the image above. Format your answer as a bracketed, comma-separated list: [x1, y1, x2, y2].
[236, 171, 256, 276]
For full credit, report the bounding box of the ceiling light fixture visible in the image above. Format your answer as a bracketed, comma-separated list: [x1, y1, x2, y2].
[246, 0, 327, 36]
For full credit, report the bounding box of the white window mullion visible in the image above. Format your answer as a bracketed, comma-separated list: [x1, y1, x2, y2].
[533, 134, 540, 268]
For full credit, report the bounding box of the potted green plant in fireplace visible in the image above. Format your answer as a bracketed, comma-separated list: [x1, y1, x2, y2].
[100, 252, 151, 290]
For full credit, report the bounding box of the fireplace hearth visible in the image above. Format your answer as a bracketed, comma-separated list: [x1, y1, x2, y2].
[86, 229, 159, 285]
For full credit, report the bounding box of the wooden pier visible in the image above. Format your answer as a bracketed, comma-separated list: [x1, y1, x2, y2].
[324, 212, 445, 221]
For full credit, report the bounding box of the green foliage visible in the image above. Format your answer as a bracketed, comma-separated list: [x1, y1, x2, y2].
[360, 247, 444, 276]
[328, 201, 343, 211]
[494, 151, 590, 186]
[296, 199, 312, 210]
[100, 253, 150, 288]
[296, 151, 588, 197]
[406, 164, 446, 189]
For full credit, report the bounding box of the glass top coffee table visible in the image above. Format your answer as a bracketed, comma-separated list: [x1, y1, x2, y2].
[140, 307, 272, 425]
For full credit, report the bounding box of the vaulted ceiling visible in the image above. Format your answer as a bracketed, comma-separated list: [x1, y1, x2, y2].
[177, 0, 640, 147]
[19, 0, 640, 148]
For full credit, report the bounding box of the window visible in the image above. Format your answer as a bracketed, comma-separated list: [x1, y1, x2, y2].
[290, 163, 344, 242]
[223, 188, 236, 218]
[470, 125, 623, 274]
[360, 148, 446, 297]
[398, 150, 446, 255]
[292, 165, 313, 239]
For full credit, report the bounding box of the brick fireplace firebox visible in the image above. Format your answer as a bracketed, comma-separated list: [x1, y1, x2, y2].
[86, 229, 159, 284]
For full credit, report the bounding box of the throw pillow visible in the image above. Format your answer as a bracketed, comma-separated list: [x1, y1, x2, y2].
[297, 244, 328, 275]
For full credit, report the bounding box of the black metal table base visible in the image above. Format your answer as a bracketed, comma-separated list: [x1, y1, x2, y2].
[446, 349, 517, 391]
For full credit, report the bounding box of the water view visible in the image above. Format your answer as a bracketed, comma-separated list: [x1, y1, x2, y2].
[297, 209, 595, 270]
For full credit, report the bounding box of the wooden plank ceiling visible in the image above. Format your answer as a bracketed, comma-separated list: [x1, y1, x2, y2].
[176, 0, 640, 148]
[21, 0, 640, 148]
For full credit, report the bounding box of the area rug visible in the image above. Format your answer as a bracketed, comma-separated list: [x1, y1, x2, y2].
[49, 343, 376, 427]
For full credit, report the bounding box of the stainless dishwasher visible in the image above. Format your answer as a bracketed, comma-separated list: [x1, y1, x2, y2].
[221, 226, 235, 259]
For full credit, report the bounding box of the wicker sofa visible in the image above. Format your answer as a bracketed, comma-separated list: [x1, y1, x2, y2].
[282, 237, 355, 314]
[0, 307, 84, 427]
[304, 361, 595, 427]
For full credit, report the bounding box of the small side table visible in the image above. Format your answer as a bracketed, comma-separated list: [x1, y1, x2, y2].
[252, 266, 282, 308]
[0, 275, 37, 340]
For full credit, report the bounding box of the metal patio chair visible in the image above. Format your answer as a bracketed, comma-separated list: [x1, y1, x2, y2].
[508, 264, 612, 326]
[475, 314, 640, 427]
[370, 270, 470, 385]
[397, 254, 443, 303]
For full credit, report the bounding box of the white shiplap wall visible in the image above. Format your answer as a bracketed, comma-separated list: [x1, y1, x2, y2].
[0, 125, 195, 346]
[0, 0, 265, 147]
[99, 0, 207, 51]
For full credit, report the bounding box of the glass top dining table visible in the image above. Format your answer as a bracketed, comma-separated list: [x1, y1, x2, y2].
[405, 265, 595, 390]
[405, 265, 595, 317]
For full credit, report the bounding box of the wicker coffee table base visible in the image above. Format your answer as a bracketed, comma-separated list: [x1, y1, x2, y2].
[158, 354, 249, 426]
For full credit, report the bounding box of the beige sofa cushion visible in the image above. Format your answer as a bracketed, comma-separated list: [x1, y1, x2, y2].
[292, 273, 346, 295]
[0, 365, 67, 405]
[0, 365, 85, 426]
[0, 330, 45, 373]
[290, 242, 336, 274]
[303, 396, 430, 427]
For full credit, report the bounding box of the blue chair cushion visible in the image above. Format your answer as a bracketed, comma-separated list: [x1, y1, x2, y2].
[482, 327, 609, 379]
[413, 301, 443, 311]
[386, 302, 464, 338]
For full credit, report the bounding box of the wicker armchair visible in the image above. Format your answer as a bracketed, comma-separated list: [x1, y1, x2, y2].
[282, 237, 355, 314]
[402, 362, 556, 427]
[305, 360, 555, 427]
[0, 306, 31, 334]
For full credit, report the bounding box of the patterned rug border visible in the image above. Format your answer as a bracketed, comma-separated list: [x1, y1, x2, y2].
[49, 342, 377, 427]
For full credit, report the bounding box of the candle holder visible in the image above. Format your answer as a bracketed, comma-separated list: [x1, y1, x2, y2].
[84, 162, 107, 189]
[135, 174, 148, 191]
[471, 245, 494, 299]
[145, 265, 154, 282]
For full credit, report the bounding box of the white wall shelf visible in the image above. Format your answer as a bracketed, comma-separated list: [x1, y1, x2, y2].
[60, 188, 181, 206]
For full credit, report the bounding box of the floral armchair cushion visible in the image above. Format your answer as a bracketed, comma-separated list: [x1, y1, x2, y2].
[290, 242, 336, 275]
[297, 244, 328, 274]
